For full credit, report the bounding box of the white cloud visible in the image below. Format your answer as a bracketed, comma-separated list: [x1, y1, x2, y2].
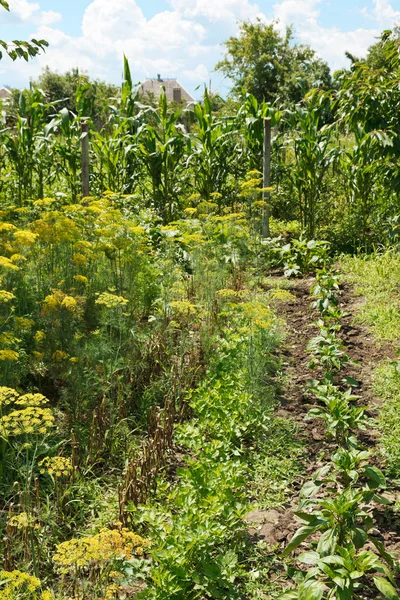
[38, 10, 62, 27]
[184, 63, 209, 81]
[270, 0, 398, 70]
[8, 0, 40, 21]
[169, 0, 260, 23]
[359, 0, 400, 25]
[1, 0, 400, 95]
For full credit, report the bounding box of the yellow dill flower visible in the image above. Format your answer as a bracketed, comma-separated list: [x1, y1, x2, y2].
[0, 256, 19, 271]
[95, 293, 128, 309]
[216, 289, 239, 299]
[14, 317, 34, 330]
[241, 301, 273, 324]
[69, 357, 79, 363]
[267, 288, 296, 303]
[7, 512, 40, 530]
[72, 253, 87, 266]
[32, 351, 44, 360]
[42, 291, 62, 313]
[73, 275, 88, 284]
[41, 591, 53, 600]
[0, 401, 54, 437]
[127, 224, 145, 236]
[34, 331, 46, 343]
[53, 528, 148, 574]
[33, 197, 56, 207]
[13, 230, 38, 246]
[0, 387, 19, 406]
[0, 223, 17, 233]
[52, 350, 68, 361]
[184, 207, 197, 216]
[10, 254, 27, 264]
[39, 456, 73, 478]
[61, 296, 77, 311]
[0, 332, 20, 345]
[0, 350, 19, 361]
[15, 393, 48, 407]
[0, 570, 41, 596]
[170, 301, 198, 315]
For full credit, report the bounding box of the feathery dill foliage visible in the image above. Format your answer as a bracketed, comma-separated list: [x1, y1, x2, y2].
[0, 184, 286, 597]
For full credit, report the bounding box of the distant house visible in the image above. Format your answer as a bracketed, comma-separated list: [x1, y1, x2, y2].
[0, 87, 12, 100]
[138, 75, 195, 104]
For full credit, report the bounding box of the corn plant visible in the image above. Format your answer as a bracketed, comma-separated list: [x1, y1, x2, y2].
[286, 91, 338, 237]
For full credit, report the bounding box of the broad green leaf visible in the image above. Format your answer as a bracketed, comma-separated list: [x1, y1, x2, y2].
[283, 526, 315, 556]
[373, 576, 400, 600]
[298, 580, 324, 600]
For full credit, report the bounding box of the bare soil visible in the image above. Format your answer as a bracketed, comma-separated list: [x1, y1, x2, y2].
[246, 278, 400, 556]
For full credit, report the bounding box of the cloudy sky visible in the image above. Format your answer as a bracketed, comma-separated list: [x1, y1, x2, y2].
[0, 0, 399, 97]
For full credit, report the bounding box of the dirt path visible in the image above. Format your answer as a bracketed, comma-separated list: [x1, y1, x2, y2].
[246, 277, 400, 553]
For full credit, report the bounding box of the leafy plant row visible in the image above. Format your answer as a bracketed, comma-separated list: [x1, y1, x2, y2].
[280, 267, 399, 599]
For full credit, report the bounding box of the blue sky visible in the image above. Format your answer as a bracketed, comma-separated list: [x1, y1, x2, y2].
[0, 0, 399, 97]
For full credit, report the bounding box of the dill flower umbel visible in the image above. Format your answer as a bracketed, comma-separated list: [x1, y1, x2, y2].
[0, 387, 19, 406]
[7, 512, 40, 530]
[0, 389, 54, 438]
[53, 527, 148, 574]
[0, 570, 41, 598]
[0, 256, 19, 271]
[0, 407, 55, 437]
[0, 290, 16, 303]
[13, 230, 38, 246]
[39, 456, 73, 478]
[0, 350, 19, 361]
[95, 293, 128, 309]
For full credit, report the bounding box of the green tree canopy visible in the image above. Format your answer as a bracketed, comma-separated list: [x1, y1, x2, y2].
[215, 19, 332, 105]
[31, 67, 119, 122]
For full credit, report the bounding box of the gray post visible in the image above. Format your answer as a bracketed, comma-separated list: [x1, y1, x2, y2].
[262, 117, 271, 238]
[81, 122, 90, 198]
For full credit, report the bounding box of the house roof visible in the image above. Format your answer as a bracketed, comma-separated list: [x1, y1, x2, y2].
[138, 78, 195, 103]
[0, 87, 12, 100]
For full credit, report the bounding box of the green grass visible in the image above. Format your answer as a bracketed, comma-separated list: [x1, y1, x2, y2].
[249, 417, 304, 510]
[374, 361, 400, 478]
[341, 250, 400, 344]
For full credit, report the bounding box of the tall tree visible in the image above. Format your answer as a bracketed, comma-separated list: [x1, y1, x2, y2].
[32, 67, 118, 122]
[216, 19, 332, 105]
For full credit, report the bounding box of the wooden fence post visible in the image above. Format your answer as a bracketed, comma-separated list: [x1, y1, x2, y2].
[262, 117, 271, 238]
[81, 121, 90, 198]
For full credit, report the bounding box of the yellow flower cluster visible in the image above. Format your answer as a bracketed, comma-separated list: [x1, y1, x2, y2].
[7, 512, 40, 530]
[14, 317, 35, 330]
[267, 288, 296, 303]
[170, 301, 198, 315]
[34, 331, 46, 343]
[0, 290, 15, 303]
[53, 527, 148, 573]
[0, 350, 19, 361]
[0, 387, 19, 406]
[0, 389, 54, 438]
[0, 256, 19, 271]
[73, 275, 88, 284]
[42, 290, 79, 315]
[52, 350, 68, 362]
[95, 293, 128, 309]
[15, 393, 48, 407]
[61, 296, 77, 311]
[0, 570, 40, 598]
[13, 230, 38, 246]
[0, 223, 17, 233]
[39, 456, 73, 478]
[0, 407, 54, 437]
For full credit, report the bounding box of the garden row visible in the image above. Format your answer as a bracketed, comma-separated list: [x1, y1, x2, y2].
[279, 266, 399, 599]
